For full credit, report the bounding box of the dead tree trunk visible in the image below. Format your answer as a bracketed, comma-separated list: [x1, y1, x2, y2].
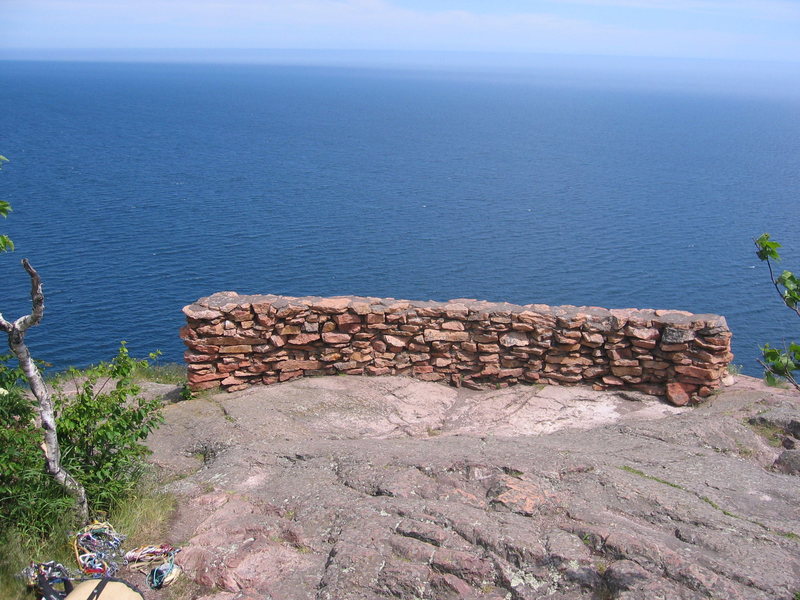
[0, 259, 89, 523]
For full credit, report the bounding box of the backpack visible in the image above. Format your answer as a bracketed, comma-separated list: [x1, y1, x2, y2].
[60, 578, 143, 600]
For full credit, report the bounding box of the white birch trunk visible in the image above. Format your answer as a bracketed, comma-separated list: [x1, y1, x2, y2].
[0, 259, 89, 523]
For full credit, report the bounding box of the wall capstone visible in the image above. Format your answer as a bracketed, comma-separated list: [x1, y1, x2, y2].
[181, 292, 733, 406]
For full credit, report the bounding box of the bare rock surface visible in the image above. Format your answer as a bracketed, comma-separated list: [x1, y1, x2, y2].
[145, 375, 800, 599]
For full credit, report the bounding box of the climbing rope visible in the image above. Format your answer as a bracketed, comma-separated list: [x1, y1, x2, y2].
[72, 521, 126, 577]
[145, 550, 182, 589]
[21, 521, 181, 594]
[125, 543, 181, 589]
[123, 544, 176, 567]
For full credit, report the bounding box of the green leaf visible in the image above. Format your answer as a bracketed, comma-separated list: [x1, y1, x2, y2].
[0, 235, 14, 252]
[755, 233, 782, 261]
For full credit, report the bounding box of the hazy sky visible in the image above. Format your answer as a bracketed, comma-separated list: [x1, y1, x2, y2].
[2, 0, 799, 62]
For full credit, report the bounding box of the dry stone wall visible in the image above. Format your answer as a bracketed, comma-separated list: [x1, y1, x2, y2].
[181, 292, 733, 405]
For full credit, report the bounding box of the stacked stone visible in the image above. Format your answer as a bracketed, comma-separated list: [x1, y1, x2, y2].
[181, 292, 733, 405]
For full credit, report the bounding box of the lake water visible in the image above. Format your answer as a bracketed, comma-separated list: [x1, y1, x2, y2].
[0, 57, 798, 375]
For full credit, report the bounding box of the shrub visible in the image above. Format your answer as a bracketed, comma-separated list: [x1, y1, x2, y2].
[0, 357, 74, 538]
[0, 343, 164, 538]
[54, 343, 165, 512]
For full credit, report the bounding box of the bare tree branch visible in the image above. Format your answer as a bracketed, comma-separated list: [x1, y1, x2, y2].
[3, 259, 89, 523]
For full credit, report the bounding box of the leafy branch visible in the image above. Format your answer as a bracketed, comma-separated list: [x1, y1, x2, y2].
[754, 233, 800, 391]
[0, 155, 12, 252]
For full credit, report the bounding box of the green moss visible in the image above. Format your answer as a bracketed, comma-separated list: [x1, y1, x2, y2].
[746, 421, 785, 447]
[619, 466, 685, 490]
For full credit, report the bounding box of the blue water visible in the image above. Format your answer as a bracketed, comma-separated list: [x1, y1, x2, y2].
[0, 58, 798, 375]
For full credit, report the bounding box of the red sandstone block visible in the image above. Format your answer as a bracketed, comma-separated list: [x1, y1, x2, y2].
[188, 371, 226, 383]
[219, 345, 252, 353]
[276, 359, 324, 371]
[660, 343, 689, 352]
[309, 297, 351, 313]
[478, 344, 501, 353]
[279, 370, 303, 382]
[583, 366, 609, 378]
[547, 372, 583, 383]
[366, 366, 391, 376]
[674, 364, 719, 380]
[554, 343, 581, 352]
[288, 333, 320, 345]
[196, 323, 225, 336]
[417, 372, 445, 381]
[581, 332, 604, 347]
[184, 342, 220, 355]
[408, 342, 430, 352]
[607, 348, 632, 361]
[625, 326, 659, 340]
[384, 335, 410, 349]
[611, 365, 643, 377]
[610, 359, 639, 368]
[185, 352, 215, 364]
[472, 333, 498, 343]
[255, 314, 276, 327]
[350, 301, 373, 315]
[499, 368, 524, 378]
[666, 382, 693, 406]
[424, 329, 470, 343]
[334, 313, 361, 325]
[322, 332, 352, 344]
[631, 339, 657, 349]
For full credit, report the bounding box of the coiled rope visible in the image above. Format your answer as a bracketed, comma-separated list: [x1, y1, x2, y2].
[72, 521, 126, 577]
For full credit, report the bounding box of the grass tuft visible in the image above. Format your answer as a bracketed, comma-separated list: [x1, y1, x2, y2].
[133, 361, 187, 385]
[0, 476, 178, 600]
[745, 420, 785, 447]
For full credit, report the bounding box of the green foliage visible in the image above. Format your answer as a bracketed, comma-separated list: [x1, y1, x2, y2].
[54, 343, 165, 511]
[754, 234, 800, 391]
[754, 232, 781, 261]
[0, 344, 164, 540]
[0, 356, 75, 538]
[0, 154, 12, 252]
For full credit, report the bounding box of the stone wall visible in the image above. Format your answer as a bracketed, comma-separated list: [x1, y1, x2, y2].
[181, 292, 733, 405]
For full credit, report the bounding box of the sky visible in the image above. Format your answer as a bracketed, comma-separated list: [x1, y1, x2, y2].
[1, 0, 799, 63]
